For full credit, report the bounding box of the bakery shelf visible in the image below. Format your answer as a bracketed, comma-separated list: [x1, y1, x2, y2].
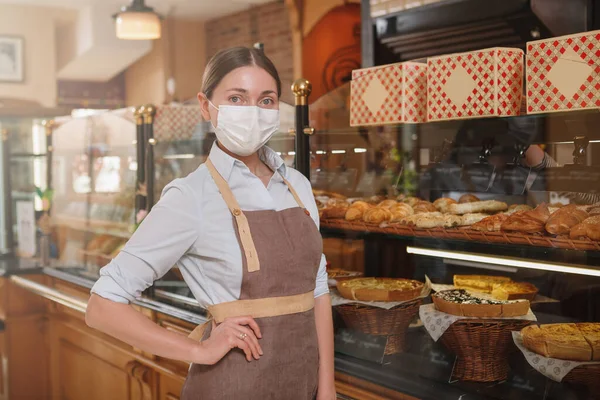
[320, 222, 600, 268]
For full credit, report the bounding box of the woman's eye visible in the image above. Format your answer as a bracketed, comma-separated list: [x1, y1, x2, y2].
[261, 98, 274, 105]
[229, 96, 241, 103]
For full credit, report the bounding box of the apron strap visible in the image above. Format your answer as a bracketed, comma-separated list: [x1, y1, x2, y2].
[206, 159, 261, 273]
[279, 174, 307, 210]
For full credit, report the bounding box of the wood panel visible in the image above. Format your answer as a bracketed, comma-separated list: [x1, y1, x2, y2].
[335, 372, 419, 400]
[0, 277, 5, 320]
[6, 314, 50, 400]
[6, 274, 49, 317]
[158, 373, 184, 400]
[0, 328, 7, 400]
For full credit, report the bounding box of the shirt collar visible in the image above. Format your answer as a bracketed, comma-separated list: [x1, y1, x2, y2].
[207, 141, 287, 181]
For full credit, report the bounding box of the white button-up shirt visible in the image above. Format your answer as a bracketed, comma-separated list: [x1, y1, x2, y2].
[91, 143, 329, 307]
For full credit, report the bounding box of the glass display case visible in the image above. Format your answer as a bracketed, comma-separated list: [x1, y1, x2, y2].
[310, 82, 600, 399]
[49, 109, 137, 276]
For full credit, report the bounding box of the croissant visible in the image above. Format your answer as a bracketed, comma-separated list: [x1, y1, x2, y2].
[545, 204, 589, 235]
[390, 203, 414, 222]
[507, 204, 533, 214]
[345, 201, 372, 221]
[459, 194, 480, 203]
[363, 207, 393, 224]
[570, 215, 600, 240]
[402, 197, 421, 207]
[433, 197, 457, 213]
[470, 213, 509, 232]
[413, 201, 437, 214]
[501, 203, 550, 234]
[378, 199, 398, 209]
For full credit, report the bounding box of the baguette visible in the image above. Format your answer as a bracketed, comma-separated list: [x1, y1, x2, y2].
[448, 200, 508, 215]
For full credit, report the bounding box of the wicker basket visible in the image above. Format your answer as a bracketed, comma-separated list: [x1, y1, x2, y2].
[564, 364, 600, 394]
[440, 319, 533, 382]
[335, 298, 422, 355]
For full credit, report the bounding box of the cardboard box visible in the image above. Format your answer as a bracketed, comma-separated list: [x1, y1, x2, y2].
[350, 62, 427, 126]
[527, 30, 600, 114]
[427, 47, 524, 121]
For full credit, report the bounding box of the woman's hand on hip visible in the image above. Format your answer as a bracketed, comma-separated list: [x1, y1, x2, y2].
[196, 316, 263, 364]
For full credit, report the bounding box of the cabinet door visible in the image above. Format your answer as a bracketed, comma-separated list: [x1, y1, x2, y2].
[0, 329, 7, 400]
[50, 317, 156, 400]
[158, 374, 184, 400]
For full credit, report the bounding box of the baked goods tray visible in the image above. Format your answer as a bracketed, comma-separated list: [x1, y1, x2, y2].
[512, 331, 600, 391]
[321, 219, 600, 252]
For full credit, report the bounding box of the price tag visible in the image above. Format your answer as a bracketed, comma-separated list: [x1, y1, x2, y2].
[16, 201, 36, 257]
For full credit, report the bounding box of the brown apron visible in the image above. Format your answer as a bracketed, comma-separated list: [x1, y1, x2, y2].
[180, 159, 323, 400]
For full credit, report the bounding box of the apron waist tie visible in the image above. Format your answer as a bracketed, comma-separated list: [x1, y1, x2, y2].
[188, 291, 314, 341]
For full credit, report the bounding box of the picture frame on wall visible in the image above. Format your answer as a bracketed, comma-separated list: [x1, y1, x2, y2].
[0, 36, 24, 82]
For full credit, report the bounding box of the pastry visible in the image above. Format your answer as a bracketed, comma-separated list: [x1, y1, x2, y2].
[470, 213, 509, 232]
[459, 194, 480, 203]
[501, 203, 551, 234]
[413, 214, 462, 229]
[313, 189, 346, 200]
[337, 277, 424, 302]
[545, 204, 589, 235]
[491, 281, 538, 301]
[433, 197, 457, 213]
[327, 198, 349, 208]
[589, 207, 600, 217]
[522, 323, 600, 361]
[453, 275, 511, 293]
[400, 212, 442, 226]
[402, 197, 421, 207]
[569, 215, 600, 241]
[432, 289, 529, 317]
[377, 199, 398, 209]
[321, 204, 349, 220]
[577, 323, 600, 361]
[448, 200, 508, 215]
[413, 201, 437, 214]
[507, 204, 533, 214]
[327, 269, 363, 287]
[389, 203, 413, 222]
[345, 201, 372, 221]
[366, 195, 387, 204]
[458, 213, 489, 226]
[363, 207, 393, 224]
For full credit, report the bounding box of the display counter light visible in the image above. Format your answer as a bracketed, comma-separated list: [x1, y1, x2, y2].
[406, 246, 600, 277]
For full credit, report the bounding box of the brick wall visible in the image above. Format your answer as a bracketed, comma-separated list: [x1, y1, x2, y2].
[205, 1, 294, 104]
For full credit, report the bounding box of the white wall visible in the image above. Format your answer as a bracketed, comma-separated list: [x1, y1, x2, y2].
[0, 4, 60, 108]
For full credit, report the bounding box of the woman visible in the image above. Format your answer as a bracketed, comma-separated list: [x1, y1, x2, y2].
[85, 47, 336, 400]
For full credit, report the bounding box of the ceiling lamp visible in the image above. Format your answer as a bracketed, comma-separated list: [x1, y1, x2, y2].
[114, 0, 162, 40]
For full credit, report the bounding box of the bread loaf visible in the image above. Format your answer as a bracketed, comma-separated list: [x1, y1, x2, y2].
[448, 200, 508, 215]
[413, 201, 437, 214]
[570, 215, 600, 241]
[545, 204, 589, 235]
[459, 194, 480, 203]
[433, 197, 457, 213]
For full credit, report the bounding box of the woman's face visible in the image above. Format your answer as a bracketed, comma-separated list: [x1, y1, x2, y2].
[198, 65, 279, 127]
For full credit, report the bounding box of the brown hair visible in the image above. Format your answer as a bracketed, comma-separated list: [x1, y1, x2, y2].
[201, 47, 282, 99]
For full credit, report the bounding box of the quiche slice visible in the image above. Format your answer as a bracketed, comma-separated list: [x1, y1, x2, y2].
[336, 277, 424, 302]
[491, 281, 538, 301]
[540, 323, 592, 361]
[453, 275, 512, 293]
[577, 323, 600, 361]
[522, 325, 549, 357]
[432, 289, 529, 317]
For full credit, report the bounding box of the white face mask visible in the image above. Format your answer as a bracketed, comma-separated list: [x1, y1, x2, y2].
[209, 102, 280, 156]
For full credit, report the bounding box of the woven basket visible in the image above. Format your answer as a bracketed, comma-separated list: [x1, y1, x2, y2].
[564, 364, 600, 394]
[336, 298, 422, 355]
[440, 319, 533, 382]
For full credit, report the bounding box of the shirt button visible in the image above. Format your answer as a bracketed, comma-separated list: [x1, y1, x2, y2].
[304, 209, 310, 216]
[233, 208, 242, 216]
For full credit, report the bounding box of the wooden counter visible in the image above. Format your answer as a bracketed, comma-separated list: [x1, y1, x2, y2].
[0, 273, 415, 400]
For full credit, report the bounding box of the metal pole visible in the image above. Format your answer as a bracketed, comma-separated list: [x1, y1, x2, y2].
[143, 104, 157, 210]
[0, 128, 14, 257]
[291, 79, 314, 179]
[134, 106, 146, 213]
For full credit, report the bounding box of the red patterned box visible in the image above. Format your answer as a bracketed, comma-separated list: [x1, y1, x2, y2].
[526, 31, 600, 114]
[427, 48, 524, 121]
[350, 62, 427, 126]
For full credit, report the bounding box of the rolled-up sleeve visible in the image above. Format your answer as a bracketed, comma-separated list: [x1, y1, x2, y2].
[91, 181, 200, 303]
[296, 174, 329, 299]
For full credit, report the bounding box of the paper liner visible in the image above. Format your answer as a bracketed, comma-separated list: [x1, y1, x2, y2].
[512, 331, 600, 382]
[420, 303, 537, 342]
[331, 276, 432, 310]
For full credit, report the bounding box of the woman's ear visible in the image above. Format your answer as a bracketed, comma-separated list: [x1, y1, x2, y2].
[197, 92, 211, 122]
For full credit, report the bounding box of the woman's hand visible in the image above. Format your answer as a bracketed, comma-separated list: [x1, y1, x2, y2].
[196, 316, 263, 365]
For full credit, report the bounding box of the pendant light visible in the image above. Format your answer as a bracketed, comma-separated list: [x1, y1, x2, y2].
[114, 0, 162, 40]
